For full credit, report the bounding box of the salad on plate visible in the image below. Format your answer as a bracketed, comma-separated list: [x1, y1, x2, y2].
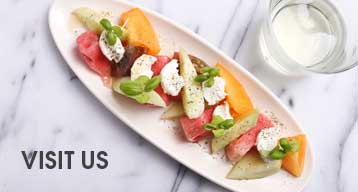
[72, 7, 307, 180]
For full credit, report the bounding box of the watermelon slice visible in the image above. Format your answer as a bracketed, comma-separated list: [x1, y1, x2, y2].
[152, 55, 182, 101]
[169, 92, 182, 101]
[151, 56, 173, 105]
[76, 31, 111, 80]
[179, 108, 214, 142]
[152, 55, 171, 76]
[154, 85, 171, 106]
[226, 113, 274, 162]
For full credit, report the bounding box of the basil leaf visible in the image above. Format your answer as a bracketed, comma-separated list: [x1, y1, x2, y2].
[144, 76, 161, 92]
[100, 18, 112, 31]
[106, 31, 117, 45]
[120, 80, 143, 96]
[112, 25, 127, 40]
[135, 93, 150, 104]
[135, 75, 150, 85]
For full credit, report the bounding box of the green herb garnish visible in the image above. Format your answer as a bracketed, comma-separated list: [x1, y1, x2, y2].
[212, 129, 225, 138]
[269, 146, 287, 160]
[269, 138, 300, 160]
[135, 75, 150, 85]
[203, 115, 235, 138]
[119, 80, 143, 96]
[105, 31, 117, 45]
[204, 77, 215, 87]
[119, 75, 162, 103]
[218, 119, 235, 129]
[144, 76, 161, 92]
[100, 18, 112, 31]
[194, 74, 210, 82]
[135, 93, 150, 104]
[100, 18, 127, 45]
[112, 25, 127, 40]
[195, 66, 220, 87]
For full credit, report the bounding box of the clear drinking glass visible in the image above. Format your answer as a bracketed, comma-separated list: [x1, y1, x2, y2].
[260, 0, 358, 75]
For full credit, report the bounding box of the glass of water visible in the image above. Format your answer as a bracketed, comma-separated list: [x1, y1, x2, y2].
[260, 0, 358, 75]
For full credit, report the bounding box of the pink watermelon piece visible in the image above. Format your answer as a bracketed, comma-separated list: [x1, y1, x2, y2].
[169, 92, 182, 102]
[152, 56, 182, 102]
[154, 84, 171, 106]
[76, 31, 111, 80]
[179, 108, 214, 142]
[151, 56, 171, 76]
[151, 56, 172, 105]
[226, 113, 274, 162]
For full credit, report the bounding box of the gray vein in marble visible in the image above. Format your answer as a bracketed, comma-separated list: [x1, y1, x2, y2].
[19, 28, 36, 47]
[30, 57, 36, 68]
[70, 75, 78, 81]
[194, 177, 203, 192]
[53, 127, 63, 135]
[218, 0, 242, 48]
[194, 25, 200, 34]
[170, 164, 187, 192]
[20, 32, 27, 44]
[338, 118, 357, 192]
[136, 135, 145, 146]
[277, 88, 286, 97]
[118, 170, 141, 178]
[1, 71, 28, 141]
[233, 0, 259, 59]
[337, 82, 358, 192]
[288, 97, 294, 108]
[246, 60, 262, 74]
[66, 65, 78, 81]
[352, 46, 356, 57]
[0, 42, 37, 140]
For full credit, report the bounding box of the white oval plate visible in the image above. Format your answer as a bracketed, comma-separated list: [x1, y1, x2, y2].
[49, 0, 313, 191]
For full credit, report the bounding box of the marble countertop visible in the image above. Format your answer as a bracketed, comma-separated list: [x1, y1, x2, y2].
[1, 0, 358, 191]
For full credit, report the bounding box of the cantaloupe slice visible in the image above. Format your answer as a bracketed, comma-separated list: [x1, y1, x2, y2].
[281, 134, 307, 177]
[216, 64, 254, 120]
[119, 8, 160, 55]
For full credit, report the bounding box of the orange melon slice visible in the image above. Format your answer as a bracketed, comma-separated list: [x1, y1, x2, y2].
[282, 134, 307, 177]
[119, 8, 160, 55]
[216, 63, 254, 120]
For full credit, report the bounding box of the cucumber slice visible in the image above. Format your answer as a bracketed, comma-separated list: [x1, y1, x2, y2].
[211, 110, 259, 153]
[179, 49, 205, 119]
[161, 102, 185, 119]
[72, 7, 104, 34]
[112, 78, 166, 107]
[226, 149, 282, 180]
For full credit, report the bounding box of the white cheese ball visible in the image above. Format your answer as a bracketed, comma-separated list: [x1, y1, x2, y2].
[202, 77, 227, 105]
[213, 101, 233, 120]
[99, 31, 125, 63]
[160, 59, 184, 96]
[130, 54, 157, 80]
[256, 127, 281, 161]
